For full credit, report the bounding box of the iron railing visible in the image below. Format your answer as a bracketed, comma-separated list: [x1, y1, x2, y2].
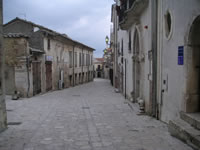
[118, 0, 136, 23]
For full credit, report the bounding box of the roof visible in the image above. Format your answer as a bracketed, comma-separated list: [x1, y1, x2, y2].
[95, 58, 104, 62]
[4, 17, 95, 51]
[29, 47, 44, 53]
[4, 33, 29, 38]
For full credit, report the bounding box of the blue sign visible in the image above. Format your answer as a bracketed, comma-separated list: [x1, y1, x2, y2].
[178, 46, 184, 65]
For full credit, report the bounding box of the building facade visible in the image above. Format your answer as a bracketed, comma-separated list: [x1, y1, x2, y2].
[111, 0, 200, 148]
[3, 18, 94, 98]
[94, 58, 104, 78]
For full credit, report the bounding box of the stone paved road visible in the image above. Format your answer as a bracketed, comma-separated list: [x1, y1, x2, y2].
[0, 79, 193, 150]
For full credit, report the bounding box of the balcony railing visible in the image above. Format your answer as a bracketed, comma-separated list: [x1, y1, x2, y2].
[117, 0, 148, 30]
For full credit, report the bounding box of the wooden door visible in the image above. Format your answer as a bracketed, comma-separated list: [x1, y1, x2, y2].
[32, 62, 41, 95]
[46, 62, 52, 91]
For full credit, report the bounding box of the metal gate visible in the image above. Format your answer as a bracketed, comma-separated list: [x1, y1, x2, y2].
[32, 62, 41, 95]
[46, 62, 52, 91]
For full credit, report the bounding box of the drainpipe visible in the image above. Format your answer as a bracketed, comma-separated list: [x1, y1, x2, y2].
[72, 45, 75, 87]
[81, 48, 83, 83]
[25, 42, 30, 97]
[125, 58, 127, 99]
[87, 50, 89, 82]
[152, 0, 158, 119]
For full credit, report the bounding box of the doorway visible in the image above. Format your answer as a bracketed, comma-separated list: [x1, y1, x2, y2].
[132, 29, 140, 102]
[32, 61, 41, 95]
[186, 15, 200, 113]
[46, 62, 52, 91]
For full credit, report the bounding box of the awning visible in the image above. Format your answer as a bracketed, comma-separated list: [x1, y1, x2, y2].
[29, 47, 44, 53]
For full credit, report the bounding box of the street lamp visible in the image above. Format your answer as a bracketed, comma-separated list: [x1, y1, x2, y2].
[105, 36, 109, 44]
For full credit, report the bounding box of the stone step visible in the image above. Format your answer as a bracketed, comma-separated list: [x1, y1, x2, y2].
[180, 111, 200, 130]
[168, 119, 200, 150]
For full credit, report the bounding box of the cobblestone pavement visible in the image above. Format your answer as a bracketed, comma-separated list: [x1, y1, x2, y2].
[0, 79, 193, 150]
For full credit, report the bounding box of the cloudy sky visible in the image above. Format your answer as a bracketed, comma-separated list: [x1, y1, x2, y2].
[4, 0, 114, 57]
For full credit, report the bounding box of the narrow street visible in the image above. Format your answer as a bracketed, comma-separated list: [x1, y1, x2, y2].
[0, 79, 192, 150]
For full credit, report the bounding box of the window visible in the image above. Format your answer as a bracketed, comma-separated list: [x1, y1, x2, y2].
[86, 54, 90, 66]
[69, 75, 72, 86]
[79, 53, 82, 66]
[86, 54, 88, 66]
[118, 42, 120, 55]
[69, 51, 72, 68]
[128, 31, 131, 52]
[47, 38, 51, 50]
[75, 52, 77, 67]
[82, 53, 85, 66]
[91, 55, 93, 65]
[165, 11, 172, 39]
[88, 54, 90, 66]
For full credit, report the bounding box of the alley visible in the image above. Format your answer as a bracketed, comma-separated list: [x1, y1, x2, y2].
[0, 79, 192, 150]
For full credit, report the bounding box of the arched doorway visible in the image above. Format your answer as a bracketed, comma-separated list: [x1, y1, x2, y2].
[132, 29, 140, 102]
[186, 16, 200, 113]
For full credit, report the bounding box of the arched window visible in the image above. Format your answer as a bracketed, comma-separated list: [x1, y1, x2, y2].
[133, 29, 139, 55]
[164, 11, 172, 39]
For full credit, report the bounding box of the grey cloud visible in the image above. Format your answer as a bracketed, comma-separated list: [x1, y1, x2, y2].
[4, 0, 113, 57]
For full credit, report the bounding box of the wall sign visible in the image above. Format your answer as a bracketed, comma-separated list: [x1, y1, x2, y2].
[178, 46, 184, 65]
[46, 55, 53, 61]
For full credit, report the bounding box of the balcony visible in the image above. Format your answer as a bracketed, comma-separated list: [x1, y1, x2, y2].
[118, 0, 149, 30]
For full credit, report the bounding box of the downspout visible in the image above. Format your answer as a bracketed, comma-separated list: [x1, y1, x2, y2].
[25, 41, 30, 97]
[115, 4, 118, 89]
[87, 50, 89, 82]
[72, 45, 75, 87]
[152, 0, 158, 119]
[81, 47, 83, 83]
[125, 58, 127, 99]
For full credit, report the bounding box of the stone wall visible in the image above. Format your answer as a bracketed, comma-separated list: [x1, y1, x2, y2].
[0, 0, 7, 132]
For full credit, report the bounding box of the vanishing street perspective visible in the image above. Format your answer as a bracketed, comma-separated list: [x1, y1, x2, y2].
[1, 0, 200, 150]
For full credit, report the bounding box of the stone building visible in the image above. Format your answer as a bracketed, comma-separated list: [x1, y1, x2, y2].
[111, 0, 200, 148]
[3, 18, 94, 97]
[93, 58, 104, 78]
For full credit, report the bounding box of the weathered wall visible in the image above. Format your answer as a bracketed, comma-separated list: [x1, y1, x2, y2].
[158, 0, 200, 123]
[4, 37, 32, 97]
[4, 18, 94, 97]
[4, 20, 44, 52]
[44, 37, 70, 90]
[29, 31, 44, 50]
[4, 65, 14, 95]
[116, 0, 154, 114]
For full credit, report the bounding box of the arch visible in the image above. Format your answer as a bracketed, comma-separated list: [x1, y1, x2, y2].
[132, 27, 140, 102]
[186, 15, 200, 113]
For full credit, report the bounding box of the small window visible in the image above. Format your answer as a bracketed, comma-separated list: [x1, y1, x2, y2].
[165, 11, 172, 39]
[47, 38, 51, 50]
[121, 39, 123, 56]
[79, 53, 82, 66]
[82, 54, 85, 66]
[128, 31, 131, 52]
[69, 51, 73, 68]
[75, 52, 77, 67]
[118, 42, 120, 55]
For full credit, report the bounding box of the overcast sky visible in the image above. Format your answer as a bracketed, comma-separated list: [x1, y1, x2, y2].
[4, 0, 114, 58]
